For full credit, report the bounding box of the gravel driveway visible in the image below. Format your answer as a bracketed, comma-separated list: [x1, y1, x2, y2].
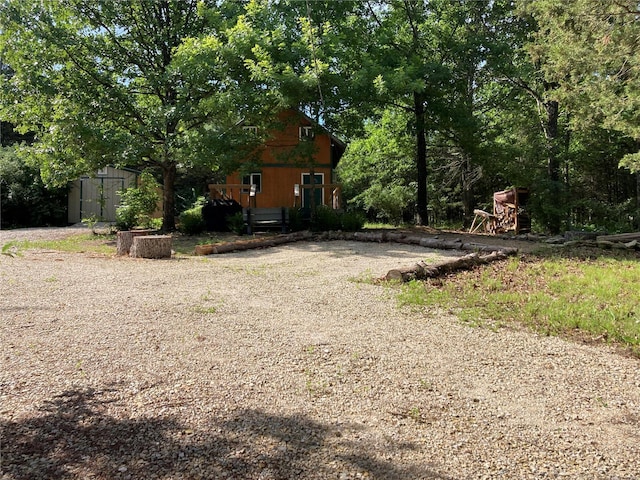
[1, 228, 639, 479]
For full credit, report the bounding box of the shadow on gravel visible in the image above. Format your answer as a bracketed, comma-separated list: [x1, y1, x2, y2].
[1, 387, 454, 479]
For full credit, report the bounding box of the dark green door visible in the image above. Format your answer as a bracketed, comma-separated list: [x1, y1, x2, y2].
[302, 173, 324, 208]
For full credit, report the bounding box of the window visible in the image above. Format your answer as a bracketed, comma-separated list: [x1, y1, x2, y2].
[243, 125, 258, 134]
[242, 173, 262, 194]
[299, 126, 315, 141]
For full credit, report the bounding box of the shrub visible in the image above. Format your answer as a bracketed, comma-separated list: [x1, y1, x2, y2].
[340, 211, 366, 232]
[226, 211, 246, 235]
[288, 208, 306, 232]
[115, 171, 160, 230]
[179, 206, 206, 235]
[313, 205, 341, 231]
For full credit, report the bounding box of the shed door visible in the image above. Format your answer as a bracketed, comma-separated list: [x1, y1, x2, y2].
[80, 176, 125, 222]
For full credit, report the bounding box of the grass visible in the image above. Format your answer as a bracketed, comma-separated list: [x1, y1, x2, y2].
[4, 233, 117, 255]
[398, 249, 640, 357]
[1, 231, 236, 257]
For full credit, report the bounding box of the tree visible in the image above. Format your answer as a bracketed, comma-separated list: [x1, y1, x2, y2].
[525, 0, 640, 173]
[335, 1, 510, 226]
[355, 0, 454, 225]
[338, 108, 416, 224]
[0, 0, 258, 230]
[0, 146, 67, 228]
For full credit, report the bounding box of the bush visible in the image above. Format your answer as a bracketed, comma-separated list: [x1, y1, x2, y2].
[115, 204, 138, 231]
[226, 211, 245, 235]
[179, 206, 206, 235]
[0, 146, 67, 228]
[313, 205, 341, 231]
[288, 208, 306, 232]
[340, 211, 366, 232]
[115, 171, 160, 230]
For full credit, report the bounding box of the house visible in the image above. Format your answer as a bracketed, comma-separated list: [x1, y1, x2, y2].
[209, 110, 346, 211]
[67, 166, 139, 224]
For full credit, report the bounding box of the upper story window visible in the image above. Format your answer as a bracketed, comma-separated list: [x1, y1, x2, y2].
[243, 125, 258, 134]
[299, 126, 315, 141]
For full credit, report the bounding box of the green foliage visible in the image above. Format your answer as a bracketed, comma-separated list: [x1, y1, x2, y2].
[338, 109, 416, 224]
[1, 241, 21, 257]
[6, 234, 115, 255]
[0, 0, 272, 230]
[0, 146, 67, 228]
[526, 1, 640, 156]
[115, 171, 160, 231]
[312, 206, 341, 232]
[340, 211, 366, 232]
[179, 206, 206, 235]
[177, 196, 207, 235]
[309, 207, 365, 232]
[287, 208, 306, 232]
[226, 211, 245, 235]
[2, 0, 640, 234]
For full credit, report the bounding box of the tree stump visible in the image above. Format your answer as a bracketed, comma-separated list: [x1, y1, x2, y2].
[130, 235, 172, 259]
[116, 230, 153, 256]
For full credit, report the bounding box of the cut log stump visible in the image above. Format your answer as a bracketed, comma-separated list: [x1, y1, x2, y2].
[116, 229, 154, 256]
[130, 235, 172, 259]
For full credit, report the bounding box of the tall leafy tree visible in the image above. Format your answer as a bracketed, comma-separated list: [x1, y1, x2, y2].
[338, 108, 416, 223]
[480, 1, 568, 233]
[358, 0, 455, 225]
[0, 0, 256, 230]
[340, 1, 509, 226]
[525, 0, 640, 172]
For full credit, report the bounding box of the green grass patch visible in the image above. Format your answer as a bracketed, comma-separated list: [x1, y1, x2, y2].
[398, 253, 640, 356]
[6, 233, 116, 255]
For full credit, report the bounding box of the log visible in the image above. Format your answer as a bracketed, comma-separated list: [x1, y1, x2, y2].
[596, 232, 640, 243]
[130, 235, 172, 259]
[195, 231, 313, 255]
[350, 232, 517, 255]
[116, 229, 154, 256]
[384, 250, 510, 282]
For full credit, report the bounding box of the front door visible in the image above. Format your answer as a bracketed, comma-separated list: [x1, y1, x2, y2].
[301, 173, 324, 208]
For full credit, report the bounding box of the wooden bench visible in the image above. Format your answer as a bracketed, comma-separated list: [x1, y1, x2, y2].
[244, 207, 289, 234]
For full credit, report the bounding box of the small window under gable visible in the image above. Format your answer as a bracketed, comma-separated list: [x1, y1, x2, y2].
[299, 125, 315, 141]
[243, 125, 258, 134]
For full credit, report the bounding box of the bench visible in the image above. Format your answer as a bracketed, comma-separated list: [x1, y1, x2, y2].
[244, 207, 289, 234]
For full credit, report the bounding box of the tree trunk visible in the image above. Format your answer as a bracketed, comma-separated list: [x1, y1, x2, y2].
[544, 99, 560, 183]
[462, 156, 475, 228]
[162, 162, 177, 231]
[414, 92, 429, 226]
[543, 98, 563, 234]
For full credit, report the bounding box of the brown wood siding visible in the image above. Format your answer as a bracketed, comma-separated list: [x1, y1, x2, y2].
[225, 110, 337, 209]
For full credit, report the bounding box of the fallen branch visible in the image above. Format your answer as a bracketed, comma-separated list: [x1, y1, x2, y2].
[383, 250, 512, 282]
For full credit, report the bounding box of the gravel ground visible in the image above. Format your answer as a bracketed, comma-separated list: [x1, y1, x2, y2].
[1, 227, 639, 479]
